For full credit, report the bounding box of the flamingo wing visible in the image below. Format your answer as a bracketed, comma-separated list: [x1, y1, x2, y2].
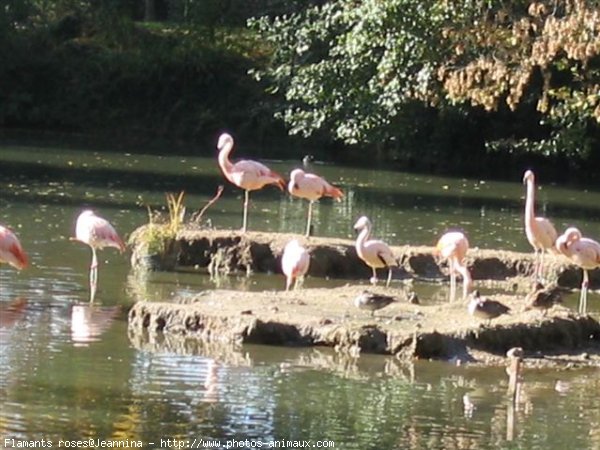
[570, 238, 600, 269]
[231, 159, 285, 190]
[0, 226, 28, 269]
[533, 217, 558, 250]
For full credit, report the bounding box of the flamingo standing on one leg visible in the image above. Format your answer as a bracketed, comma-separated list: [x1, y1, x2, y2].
[71, 210, 125, 302]
[555, 227, 600, 314]
[353, 216, 397, 287]
[217, 133, 285, 232]
[281, 239, 310, 291]
[0, 224, 28, 270]
[288, 168, 343, 237]
[435, 231, 472, 302]
[523, 170, 558, 282]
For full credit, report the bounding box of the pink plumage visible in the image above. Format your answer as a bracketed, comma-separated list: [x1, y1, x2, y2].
[0, 224, 28, 270]
[288, 169, 343, 201]
[217, 133, 285, 232]
[288, 168, 343, 236]
[353, 216, 397, 286]
[435, 231, 472, 301]
[281, 239, 310, 291]
[73, 210, 125, 301]
[523, 170, 558, 281]
[556, 227, 600, 314]
[75, 210, 125, 252]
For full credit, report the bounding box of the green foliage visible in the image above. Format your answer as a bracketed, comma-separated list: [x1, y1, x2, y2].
[251, 0, 599, 162]
[0, 0, 279, 142]
[250, 0, 448, 145]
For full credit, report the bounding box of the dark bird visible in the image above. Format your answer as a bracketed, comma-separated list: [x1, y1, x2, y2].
[468, 291, 510, 325]
[525, 282, 563, 316]
[354, 290, 397, 317]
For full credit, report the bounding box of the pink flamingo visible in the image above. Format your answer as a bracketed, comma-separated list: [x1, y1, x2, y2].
[555, 227, 600, 314]
[281, 239, 310, 290]
[353, 216, 397, 286]
[217, 133, 285, 232]
[0, 224, 28, 270]
[71, 210, 125, 301]
[523, 170, 558, 281]
[288, 168, 343, 236]
[435, 231, 472, 302]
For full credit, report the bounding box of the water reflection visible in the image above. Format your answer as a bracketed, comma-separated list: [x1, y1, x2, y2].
[70, 303, 121, 346]
[2, 143, 600, 449]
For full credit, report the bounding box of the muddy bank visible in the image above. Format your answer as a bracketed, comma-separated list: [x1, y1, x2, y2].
[128, 285, 600, 364]
[129, 227, 600, 289]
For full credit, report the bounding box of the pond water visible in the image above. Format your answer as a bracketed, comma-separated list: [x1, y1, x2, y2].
[1, 142, 599, 449]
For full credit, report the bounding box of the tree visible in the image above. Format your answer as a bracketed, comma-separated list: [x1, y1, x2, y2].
[251, 0, 600, 158]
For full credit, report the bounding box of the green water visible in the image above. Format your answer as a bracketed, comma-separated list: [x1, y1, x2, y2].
[1, 143, 599, 449]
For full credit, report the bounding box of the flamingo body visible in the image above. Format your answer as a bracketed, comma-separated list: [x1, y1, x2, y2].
[523, 170, 558, 281]
[73, 210, 125, 301]
[75, 210, 125, 252]
[353, 216, 397, 286]
[288, 168, 343, 236]
[281, 239, 310, 291]
[555, 227, 600, 314]
[217, 133, 285, 232]
[0, 225, 28, 270]
[435, 231, 472, 301]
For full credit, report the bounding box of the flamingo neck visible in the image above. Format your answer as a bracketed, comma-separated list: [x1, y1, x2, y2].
[218, 141, 234, 173]
[356, 224, 371, 250]
[525, 179, 536, 225]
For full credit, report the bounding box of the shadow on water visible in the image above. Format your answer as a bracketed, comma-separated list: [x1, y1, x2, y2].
[4, 159, 600, 226]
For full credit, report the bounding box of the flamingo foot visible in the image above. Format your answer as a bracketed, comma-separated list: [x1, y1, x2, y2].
[369, 276, 378, 285]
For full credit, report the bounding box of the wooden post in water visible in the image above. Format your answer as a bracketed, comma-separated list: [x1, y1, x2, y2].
[506, 347, 524, 441]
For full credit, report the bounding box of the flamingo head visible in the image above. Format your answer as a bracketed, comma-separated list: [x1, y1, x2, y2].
[563, 227, 582, 243]
[353, 216, 371, 232]
[523, 169, 534, 185]
[217, 133, 233, 151]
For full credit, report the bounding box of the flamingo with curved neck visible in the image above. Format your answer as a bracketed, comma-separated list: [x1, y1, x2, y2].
[435, 231, 472, 302]
[353, 216, 397, 286]
[217, 133, 285, 232]
[555, 227, 600, 314]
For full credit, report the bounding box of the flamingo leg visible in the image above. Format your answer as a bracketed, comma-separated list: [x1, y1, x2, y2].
[538, 249, 545, 282]
[305, 201, 314, 237]
[90, 247, 98, 302]
[449, 260, 456, 302]
[533, 249, 542, 282]
[242, 190, 250, 232]
[580, 270, 589, 315]
[386, 267, 392, 287]
[370, 267, 378, 285]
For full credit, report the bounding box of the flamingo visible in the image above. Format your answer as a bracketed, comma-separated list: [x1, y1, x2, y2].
[523, 169, 558, 282]
[288, 168, 343, 236]
[281, 239, 310, 291]
[555, 227, 600, 314]
[217, 133, 285, 232]
[71, 210, 125, 301]
[353, 216, 397, 286]
[0, 224, 28, 270]
[435, 231, 472, 301]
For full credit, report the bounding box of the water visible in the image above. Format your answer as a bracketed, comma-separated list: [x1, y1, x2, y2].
[1, 143, 599, 449]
